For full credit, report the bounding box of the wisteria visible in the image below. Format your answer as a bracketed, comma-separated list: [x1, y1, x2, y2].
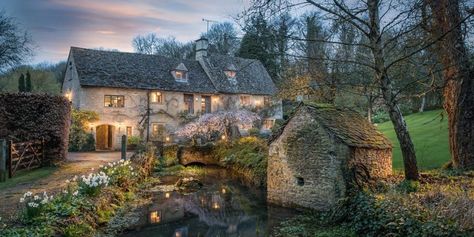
[175, 109, 260, 139]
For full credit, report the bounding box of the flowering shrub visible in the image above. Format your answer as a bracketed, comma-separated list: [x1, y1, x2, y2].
[78, 172, 110, 197]
[20, 191, 53, 219]
[100, 160, 138, 189]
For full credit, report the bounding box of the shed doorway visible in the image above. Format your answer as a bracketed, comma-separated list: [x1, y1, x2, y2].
[96, 124, 115, 150]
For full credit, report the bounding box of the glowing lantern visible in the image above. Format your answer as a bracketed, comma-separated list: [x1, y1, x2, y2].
[165, 192, 170, 198]
[221, 188, 226, 194]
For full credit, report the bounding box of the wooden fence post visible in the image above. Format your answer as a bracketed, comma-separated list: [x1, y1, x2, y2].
[0, 139, 7, 182]
[121, 135, 127, 160]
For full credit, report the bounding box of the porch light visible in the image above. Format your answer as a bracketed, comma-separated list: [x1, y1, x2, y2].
[212, 202, 220, 209]
[165, 136, 170, 142]
[165, 192, 170, 198]
[149, 211, 161, 223]
[221, 188, 226, 194]
[65, 91, 72, 102]
[221, 135, 226, 140]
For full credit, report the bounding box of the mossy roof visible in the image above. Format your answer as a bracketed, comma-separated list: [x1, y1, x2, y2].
[271, 103, 392, 149]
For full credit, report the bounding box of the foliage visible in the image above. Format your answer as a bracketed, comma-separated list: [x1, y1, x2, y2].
[1, 64, 62, 94]
[132, 34, 195, 59]
[162, 144, 179, 167]
[0, 167, 56, 191]
[127, 135, 141, 145]
[25, 71, 32, 92]
[100, 160, 138, 189]
[175, 109, 260, 140]
[372, 110, 390, 124]
[63, 222, 94, 237]
[201, 22, 240, 56]
[378, 109, 449, 170]
[248, 127, 260, 137]
[0, 93, 72, 162]
[18, 73, 26, 92]
[69, 109, 99, 152]
[213, 137, 268, 186]
[19, 191, 53, 219]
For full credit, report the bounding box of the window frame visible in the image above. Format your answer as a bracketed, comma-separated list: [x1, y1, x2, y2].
[183, 94, 194, 114]
[104, 95, 125, 108]
[263, 119, 275, 130]
[151, 123, 165, 137]
[201, 95, 212, 114]
[173, 70, 188, 81]
[150, 91, 164, 104]
[240, 95, 251, 107]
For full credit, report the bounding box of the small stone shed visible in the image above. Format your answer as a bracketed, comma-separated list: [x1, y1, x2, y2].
[267, 103, 392, 210]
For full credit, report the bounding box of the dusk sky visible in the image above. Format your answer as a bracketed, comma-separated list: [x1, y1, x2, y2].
[1, 0, 248, 64]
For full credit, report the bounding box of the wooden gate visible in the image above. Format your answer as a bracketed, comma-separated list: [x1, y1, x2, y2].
[9, 138, 45, 178]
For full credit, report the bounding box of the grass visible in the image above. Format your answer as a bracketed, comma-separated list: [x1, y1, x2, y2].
[0, 167, 57, 190]
[377, 109, 450, 171]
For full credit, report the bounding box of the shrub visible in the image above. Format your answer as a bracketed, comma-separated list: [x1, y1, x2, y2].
[100, 160, 138, 189]
[0, 93, 71, 162]
[127, 135, 141, 145]
[63, 222, 94, 237]
[372, 110, 390, 124]
[162, 144, 179, 167]
[69, 109, 98, 152]
[248, 128, 260, 137]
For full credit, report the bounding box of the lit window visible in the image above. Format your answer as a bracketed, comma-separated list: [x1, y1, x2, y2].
[104, 95, 124, 107]
[240, 96, 251, 106]
[224, 70, 236, 78]
[173, 70, 187, 81]
[263, 119, 275, 130]
[150, 91, 163, 103]
[201, 96, 211, 113]
[126, 126, 132, 137]
[149, 211, 161, 224]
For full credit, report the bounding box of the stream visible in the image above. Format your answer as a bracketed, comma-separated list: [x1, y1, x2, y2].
[120, 167, 298, 237]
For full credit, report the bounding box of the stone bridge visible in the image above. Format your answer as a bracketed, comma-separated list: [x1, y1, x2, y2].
[178, 144, 221, 166]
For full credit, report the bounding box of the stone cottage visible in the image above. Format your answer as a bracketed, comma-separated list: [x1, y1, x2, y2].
[267, 103, 392, 210]
[62, 38, 282, 150]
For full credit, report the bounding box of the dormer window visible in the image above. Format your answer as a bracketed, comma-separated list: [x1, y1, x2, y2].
[172, 63, 188, 82]
[224, 64, 237, 79]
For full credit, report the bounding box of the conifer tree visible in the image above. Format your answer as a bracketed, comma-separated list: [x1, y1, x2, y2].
[25, 70, 32, 92]
[18, 73, 26, 92]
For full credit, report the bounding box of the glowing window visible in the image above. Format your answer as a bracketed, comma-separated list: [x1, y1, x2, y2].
[224, 70, 236, 78]
[104, 95, 124, 107]
[150, 91, 163, 103]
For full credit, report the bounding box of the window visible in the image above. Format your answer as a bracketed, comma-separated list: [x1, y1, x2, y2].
[175, 70, 187, 80]
[184, 94, 194, 114]
[224, 70, 236, 78]
[264, 97, 271, 106]
[150, 91, 163, 104]
[201, 96, 211, 113]
[126, 126, 132, 137]
[263, 119, 275, 130]
[152, 123, 165, 137]
[104, 95, 124, 107]
[240, 96, 251, 106]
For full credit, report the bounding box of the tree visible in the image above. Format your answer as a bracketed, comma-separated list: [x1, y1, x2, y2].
[132, 34, 194, 59]
[175, 110, 260, 141]
[18, 73, 25, 92]
[425, 0, 474, 169]
[201, 22, 240, 56]
[25, 70, 32, 92]
[238, 13, 279, 80]
[0, 11, 33, 72]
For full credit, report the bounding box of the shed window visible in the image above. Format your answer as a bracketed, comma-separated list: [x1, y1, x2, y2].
[150, 91, 163, 104]
[104, 95, 124, 107]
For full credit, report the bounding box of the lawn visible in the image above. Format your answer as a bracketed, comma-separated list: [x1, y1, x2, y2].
[377, 109, 450, 171]
[0, 167, 57, 190]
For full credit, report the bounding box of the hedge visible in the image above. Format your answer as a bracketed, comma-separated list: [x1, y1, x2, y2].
[0, 93, 71, 163]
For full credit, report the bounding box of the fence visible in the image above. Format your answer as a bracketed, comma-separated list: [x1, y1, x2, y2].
[0, 138, 45, 181]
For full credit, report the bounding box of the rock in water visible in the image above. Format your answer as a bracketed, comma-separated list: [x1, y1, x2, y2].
[175, 177, 203, 191]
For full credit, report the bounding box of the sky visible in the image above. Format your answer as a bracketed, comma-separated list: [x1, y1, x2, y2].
[1, 0, 248, 64]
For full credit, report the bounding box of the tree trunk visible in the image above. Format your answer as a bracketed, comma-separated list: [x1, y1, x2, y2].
[427, 0, 474, 169]
[419, 96, 426, 113]
[367, 97, 373, 123]
[368, 0, 419, 180]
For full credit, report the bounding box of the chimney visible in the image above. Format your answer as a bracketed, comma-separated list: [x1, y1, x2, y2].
[195, 37, 209, 60]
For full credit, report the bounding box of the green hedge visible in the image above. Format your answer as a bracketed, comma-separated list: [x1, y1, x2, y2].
[0, 93, 71, 162]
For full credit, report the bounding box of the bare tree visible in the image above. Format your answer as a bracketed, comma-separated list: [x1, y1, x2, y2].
[132, 34, 194, 59]
[0, 11, 33, 73]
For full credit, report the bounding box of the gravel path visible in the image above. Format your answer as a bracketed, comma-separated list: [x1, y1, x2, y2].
[0, 152, 130, 220]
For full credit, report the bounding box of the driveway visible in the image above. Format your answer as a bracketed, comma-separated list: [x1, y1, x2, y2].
[0, 151, 131, 220]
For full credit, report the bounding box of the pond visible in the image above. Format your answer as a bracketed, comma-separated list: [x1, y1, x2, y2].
[120, 167, 298, 237]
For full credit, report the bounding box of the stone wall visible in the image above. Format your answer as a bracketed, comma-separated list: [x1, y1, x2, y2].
[350, 148, 392, 179]
[267, 108, 349, 210]
[179, 144, 220, 166]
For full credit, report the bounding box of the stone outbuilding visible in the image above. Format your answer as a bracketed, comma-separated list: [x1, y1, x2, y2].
[267, 103, 392, 210]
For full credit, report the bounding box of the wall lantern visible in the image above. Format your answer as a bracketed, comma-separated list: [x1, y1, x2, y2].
[165, 192, 170, 198]
[65, 91, 72, 102]
[165, 136, 170, 142]
[149, 211, 161, 223]
[212, 202, 220, 209]
[221, 135, 226, 140]
[221, 188, 226, 194]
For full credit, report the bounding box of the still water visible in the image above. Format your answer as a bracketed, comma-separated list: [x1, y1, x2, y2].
[121, 168, 298, 237]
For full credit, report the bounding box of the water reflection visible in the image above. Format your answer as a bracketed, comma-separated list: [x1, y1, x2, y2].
[121, 168, 297, 237]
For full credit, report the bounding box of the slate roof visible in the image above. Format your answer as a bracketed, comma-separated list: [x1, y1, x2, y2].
[271, 103, 392, 149]
[69, 47, 276, 95]
[201, 55, 277, 95]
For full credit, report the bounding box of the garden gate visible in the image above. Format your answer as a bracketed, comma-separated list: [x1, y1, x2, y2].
[8, 139, 45, 178]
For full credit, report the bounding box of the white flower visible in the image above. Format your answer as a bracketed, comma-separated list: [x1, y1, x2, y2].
[72, 191, 79, 196]
[91, 168, 95, 171]
[34, 195, 40, 201]
[40, 199, 48, 204]
[63, 190, 68, 194]
[65, 179, 70, 184]
[19, 197, 25, 203]
[24, 191, 32, 197]
[99, 165, 103, 168]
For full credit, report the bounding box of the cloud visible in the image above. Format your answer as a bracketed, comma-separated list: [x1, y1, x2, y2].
[2, 0, 246, 64]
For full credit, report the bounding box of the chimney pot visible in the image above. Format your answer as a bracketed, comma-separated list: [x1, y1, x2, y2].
[195, 37, 209, 60]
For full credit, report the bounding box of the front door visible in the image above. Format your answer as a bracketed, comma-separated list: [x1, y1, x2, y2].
[96, 125, 115, 150]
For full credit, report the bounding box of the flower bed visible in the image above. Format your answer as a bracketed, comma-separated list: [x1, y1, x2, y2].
[0, 145, 157, 237]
